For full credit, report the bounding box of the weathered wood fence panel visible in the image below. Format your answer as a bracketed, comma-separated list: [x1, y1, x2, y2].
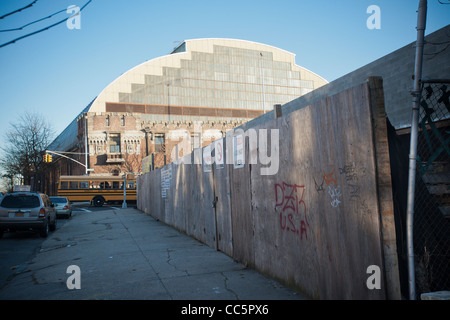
[250, 104, 322, 298]
[309, 82, 385, 299]
[185, 159, 202, 242]
[200, 163, 217, 249]
[172, 161, 186, 232]
[212, 140, 233, 255]
[229, 145, 254, 267]
[137, 77, 401, 300]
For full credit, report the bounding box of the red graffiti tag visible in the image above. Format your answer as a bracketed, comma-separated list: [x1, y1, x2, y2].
[323, 169, 338, 186]
[275, 182, 309, 239]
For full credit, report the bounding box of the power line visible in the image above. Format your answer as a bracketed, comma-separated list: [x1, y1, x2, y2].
[0, 0, 92, 49]
[0, 8, 66, 32]
[0, 0, 39, 20]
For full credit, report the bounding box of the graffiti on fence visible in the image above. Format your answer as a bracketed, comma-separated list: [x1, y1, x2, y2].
[319, 169, 342, 208]
[339, 163, 367, 183]
[315, 163, 368, 208]
[314, 176, 325, 193]
[275, 182, 309, 239]
[328, 184, 342, 208]
[323, 169, 338, 186]
[339, 163, 367, 200]
[348, 184, 361, 199]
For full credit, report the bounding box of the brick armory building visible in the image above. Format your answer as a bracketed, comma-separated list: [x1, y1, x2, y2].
[44, 38, 328, 194]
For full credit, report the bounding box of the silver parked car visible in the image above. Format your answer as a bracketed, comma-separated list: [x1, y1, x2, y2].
[0, 192, 57, 238]
[50, 196, 72, 219]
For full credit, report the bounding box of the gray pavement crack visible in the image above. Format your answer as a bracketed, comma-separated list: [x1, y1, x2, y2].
[39, 243, 77, 253]
[166, 249, 189, 276]
[91, 217, 113, 230]
[114, 211, 174, 299]
[220, 272, 239, 300]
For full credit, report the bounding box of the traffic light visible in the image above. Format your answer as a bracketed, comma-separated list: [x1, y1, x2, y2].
[43, 154, 52, 163]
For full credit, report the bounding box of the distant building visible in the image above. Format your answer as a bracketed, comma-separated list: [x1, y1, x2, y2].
[45, 38, 327, 194]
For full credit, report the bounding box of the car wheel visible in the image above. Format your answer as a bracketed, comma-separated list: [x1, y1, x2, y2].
[40, 222, 49, 238]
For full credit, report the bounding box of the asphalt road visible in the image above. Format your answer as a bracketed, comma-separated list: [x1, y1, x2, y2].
[0, 203, 132, 292]
[0, 203, 304, 302]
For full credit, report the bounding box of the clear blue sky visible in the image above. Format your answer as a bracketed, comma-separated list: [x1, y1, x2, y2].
[0, 0, 449, 148]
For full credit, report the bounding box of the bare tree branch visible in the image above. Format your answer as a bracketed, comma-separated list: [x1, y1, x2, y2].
[0, 111, 55, 189]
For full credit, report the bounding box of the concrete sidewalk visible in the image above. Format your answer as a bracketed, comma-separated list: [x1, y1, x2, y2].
[0, 208, 305, 300]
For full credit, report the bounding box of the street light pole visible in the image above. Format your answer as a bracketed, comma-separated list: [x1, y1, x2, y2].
[122, 173, 127, 209]
[85, 114, 89, 175]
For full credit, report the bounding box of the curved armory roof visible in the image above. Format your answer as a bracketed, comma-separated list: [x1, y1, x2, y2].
[47, 100, 93, 153]
[49, 38, 328, 152]
[89, 38, 327, 113]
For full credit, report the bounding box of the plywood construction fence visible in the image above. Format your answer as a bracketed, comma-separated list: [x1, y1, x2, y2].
[137, 77, 401, 299]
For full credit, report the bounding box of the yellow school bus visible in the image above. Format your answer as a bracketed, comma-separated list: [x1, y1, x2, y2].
[57, 175, 137, 207]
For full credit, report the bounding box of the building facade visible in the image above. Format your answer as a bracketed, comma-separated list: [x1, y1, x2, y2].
[46, 38, 327, 194]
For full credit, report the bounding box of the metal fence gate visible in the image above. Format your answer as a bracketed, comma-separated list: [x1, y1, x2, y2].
[414, 79, 450, 296]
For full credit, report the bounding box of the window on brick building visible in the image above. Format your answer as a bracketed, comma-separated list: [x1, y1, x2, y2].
[109, 133, 121, 153]
[154, 133, 165, 153]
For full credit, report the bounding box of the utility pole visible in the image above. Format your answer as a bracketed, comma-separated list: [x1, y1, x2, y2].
[84, 113, 89, 175]
[406, 0, 427, 301]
